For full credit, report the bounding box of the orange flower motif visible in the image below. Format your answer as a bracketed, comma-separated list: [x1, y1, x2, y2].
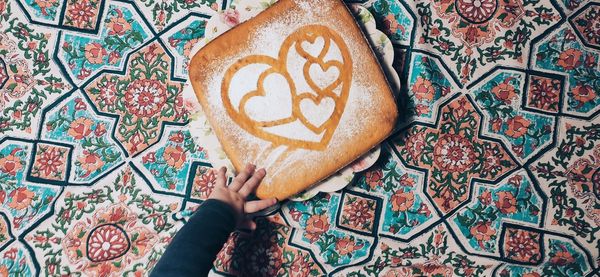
[522, 273, 541, 277]
[572, 84, 596, 104]
[412, 77, 435, 101]
[335, 237, 361, 256]
[305, 214, 330, 242]
[0, 265, 8, 277]
[390, 190, 415, 212]
[84, 42, 107, 64]
[183, 38, 200, 58]
[557, 48, 582, 70]
[383, 14, 400, 34]
[491, 82, 517, 104]
[163, 146, 187, 169]
[415, 104, 430, 116]
[399, 174, 415, 187]
[107, 16, 132, 36]
[382, 268, 411, 277]
[34, 0, 57, 16]
[478, 190, 492, 205]
[364, 169, 383, 189]
[0, 154, 22, 176]
[505, 115, 531, 138]
[495, 191, 517, 214]
[8, 187, 35, 210]
[34, 0, 57, 8]
[68, 117, 94, 139]
[78, 150, 105, 175]
[550, 251, 575, 266]
[470, 221, 495, 242]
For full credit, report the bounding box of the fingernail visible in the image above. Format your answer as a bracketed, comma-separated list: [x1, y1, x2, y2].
[259, 168, 266, 175]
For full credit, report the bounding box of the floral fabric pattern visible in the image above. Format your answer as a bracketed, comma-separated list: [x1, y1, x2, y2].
[0, 0, 599, 275]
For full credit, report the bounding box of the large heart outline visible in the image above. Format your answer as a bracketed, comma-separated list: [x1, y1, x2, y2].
[221, 25, 352, 150]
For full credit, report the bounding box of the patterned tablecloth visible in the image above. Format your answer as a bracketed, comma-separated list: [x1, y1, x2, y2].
[0, 0, 599, 275]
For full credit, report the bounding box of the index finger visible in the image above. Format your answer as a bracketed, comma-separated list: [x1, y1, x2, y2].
[215, 167, 227, 188]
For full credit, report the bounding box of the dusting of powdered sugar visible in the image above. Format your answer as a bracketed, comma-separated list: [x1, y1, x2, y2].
[201, 0, 384, 180]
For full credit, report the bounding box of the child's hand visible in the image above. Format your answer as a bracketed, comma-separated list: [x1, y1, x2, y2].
[208, 164, 278, 230]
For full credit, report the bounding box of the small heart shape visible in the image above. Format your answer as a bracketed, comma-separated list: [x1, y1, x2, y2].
[298, 95, 336, 130]
[242, 73, 293, 123]
[300, 36, 326, 58]
[308, 62, 341, 92]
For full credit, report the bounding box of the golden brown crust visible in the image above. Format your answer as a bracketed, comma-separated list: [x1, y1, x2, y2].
[189, 0, 398, 200]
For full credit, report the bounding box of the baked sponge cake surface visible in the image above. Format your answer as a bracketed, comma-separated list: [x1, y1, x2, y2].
[189, 0, 398, 200]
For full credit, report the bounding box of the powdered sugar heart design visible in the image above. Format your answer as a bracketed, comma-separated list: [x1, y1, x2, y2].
[221, 25, 352, 150]
[300, 36, 326, 58]
[298, 95, 336, 130]
[241, 73, 293, 123]
[307, 62, 341, 92]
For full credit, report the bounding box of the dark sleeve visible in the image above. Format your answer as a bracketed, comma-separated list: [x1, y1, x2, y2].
[151, 199, 236, 276]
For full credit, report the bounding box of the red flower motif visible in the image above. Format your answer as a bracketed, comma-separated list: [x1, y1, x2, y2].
[433, 134, 476, 172]
[194, 168, 217, 198]
[529, 77, 559, 112]
[455, 0, 497, 23]
[142, 152, 156, 164]
[390, 190, 415, 212]
[478, 190, 492, 205]
[399, 174, 415, 187]
[96, 79, 118, 107]
[87, 224, 130, 262]
[84, 43, 107, 64]
[495, 191, 518, 214]
[335, 237, 362, 256]
[0, 153, 22, 176]
[508, 175, 523, 187]
[124, 79, 167, 118]
[163, 146, 186, 169]
[505, 230, 539, 262]
[470, 221, 496, 246]
[405, 131, 427, 161]
[60, 200, 159, 276]
[505, 116, 531, 138]
[304, 214, 330, 242]
[364, 168, 383, 189]
[169, 131, 185, 143]
[78, 150, 104, 177]
[8, 187, 35, 210]
[77, 67, 91, 80]
[68, 117, 94, 140]
[412, 77, 435, 101]
[550, 251, 574, 266]
[94, 123, 107, 137]
[491, 82, 517, 104]
[108, 51, 121, 65]
[74, 97, 87, 110]
[572, 84, 596, 104]
[557, 48, 583, 70]
[36, 147, 64, 177]
[106, 12, 131, 36]
[491, 117, 502, 132]
[415, 104, 430, 116]
[343, 198, 373, 228]
[67, 1, 95, 28]
[289, 254, 311, 276]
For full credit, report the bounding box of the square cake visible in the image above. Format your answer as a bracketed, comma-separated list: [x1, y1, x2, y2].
[189, 0, 398, 200]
